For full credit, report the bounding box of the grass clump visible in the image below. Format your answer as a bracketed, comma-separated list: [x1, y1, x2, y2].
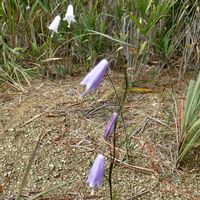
[0, 0, 199, 84]
[177, 72, 200, 166]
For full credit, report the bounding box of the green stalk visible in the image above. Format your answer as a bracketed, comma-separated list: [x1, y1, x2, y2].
[119, 67, 129, 161]
[106, 67, 129, 160]
[107, 66, 129, 200]
[108, 122, 117, 200]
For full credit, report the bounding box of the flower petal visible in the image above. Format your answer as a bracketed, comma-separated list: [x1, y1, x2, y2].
[48, 15, 61, 33]
[67, 4, 74, 16]
[87, 154, 105, 188]
[63, 4, 76, 27]
[104, 112, 118, 138]
[80, 59, 109, 97]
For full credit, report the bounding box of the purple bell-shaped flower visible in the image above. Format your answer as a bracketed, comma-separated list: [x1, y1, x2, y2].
[104, 112, 118, 139]
[80, 59, 109, 97]
[87, 154, 105, 188]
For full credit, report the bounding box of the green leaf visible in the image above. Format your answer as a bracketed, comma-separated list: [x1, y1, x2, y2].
[178, 72, 200, 165]
[130, 15, 144, 33]
[138, 41, 147, 56]
[37, 0, 49, 12]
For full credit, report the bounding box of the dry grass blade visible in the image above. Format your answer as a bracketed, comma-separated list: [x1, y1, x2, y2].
[29, 182, 72, 200]
[16, 130, 44, 200]
[88, 29, 135, 47]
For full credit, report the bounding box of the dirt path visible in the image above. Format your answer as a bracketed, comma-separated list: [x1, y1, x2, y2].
[0, 74, 199, 199]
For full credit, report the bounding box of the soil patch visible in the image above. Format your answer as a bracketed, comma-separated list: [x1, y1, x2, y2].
[0, 71, 200, 200]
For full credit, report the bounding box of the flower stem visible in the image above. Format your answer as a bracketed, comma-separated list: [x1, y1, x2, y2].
[119, 68, 129, 161]
[108, 122, 117, 200]
[106, 69, 129, 160]
[107, 67, 129, 200]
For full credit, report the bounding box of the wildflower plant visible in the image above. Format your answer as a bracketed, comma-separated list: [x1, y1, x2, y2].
[1, 1, 199, 199]
[81, 58, 129, 199]
[7, 2, 130, 199]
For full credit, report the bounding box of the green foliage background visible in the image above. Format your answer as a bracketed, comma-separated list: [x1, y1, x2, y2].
[0, 0, 199, 87]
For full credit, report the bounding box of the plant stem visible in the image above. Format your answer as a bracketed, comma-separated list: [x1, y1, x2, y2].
[119, 67, 129, 160]
[106, 72, 121, 106]
[108, 122, 117, 200]
[106, 68, 129, 160]
[107, 66, 129, 200]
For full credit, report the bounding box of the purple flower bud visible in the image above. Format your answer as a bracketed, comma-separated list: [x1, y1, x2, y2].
[104, 112, 118, 139]
[80, 59, 109, 97]
[87, 154, 105, 188]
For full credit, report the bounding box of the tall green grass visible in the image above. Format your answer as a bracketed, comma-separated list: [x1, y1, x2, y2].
[0, 0, 199, 88]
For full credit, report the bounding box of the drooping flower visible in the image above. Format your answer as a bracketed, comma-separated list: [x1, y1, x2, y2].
[87, 154, 105, 188]
[104, 112, 118, 139]
[48, 15, 61, 37]
[63, 4, 76, 27]
[80, 59, 109, 97]
[26, 5, 30, 10]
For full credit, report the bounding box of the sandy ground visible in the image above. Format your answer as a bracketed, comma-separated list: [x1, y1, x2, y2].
[0, 72, 200, 200]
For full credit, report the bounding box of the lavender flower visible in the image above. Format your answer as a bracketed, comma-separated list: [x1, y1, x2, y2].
[104, 112, 118, 139]
[63, 4, 76, 27]
[80, 59, 109, 97]
[87, 154, 105, 188]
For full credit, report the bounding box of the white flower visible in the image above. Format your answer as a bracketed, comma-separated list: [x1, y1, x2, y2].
[26, 5, 30, 10]
[63, 4, 76, 27]
[48, 15, 61, 33]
